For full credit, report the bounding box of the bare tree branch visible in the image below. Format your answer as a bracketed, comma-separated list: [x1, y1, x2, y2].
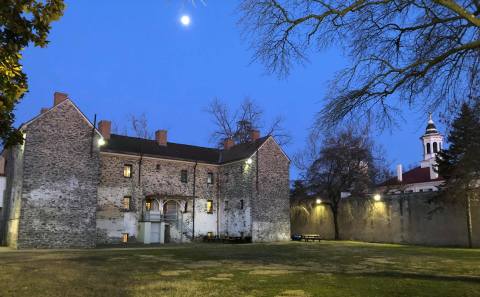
[239, 0, 480, 128]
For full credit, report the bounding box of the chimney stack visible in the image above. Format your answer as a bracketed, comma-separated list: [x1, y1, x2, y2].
[98, 120, 111, 140]
[250, 129, 260, 141]
[155, 130, 168, 146]
[54, 92, 68, 106]
[224, 138, 234, 150]
[40, 108, 49, 114]
[396, 164, 403, 182]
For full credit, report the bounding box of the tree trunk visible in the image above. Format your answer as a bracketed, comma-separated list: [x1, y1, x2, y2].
[332, 208, 340, 240]
[466, 192, 473, 248]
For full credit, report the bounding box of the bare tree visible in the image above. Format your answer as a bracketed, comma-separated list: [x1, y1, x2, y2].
[239, 1, 480, 129]
[299, 127, 388, 239]
[127, 113, 153, 139]
[206, 97, 291, 147]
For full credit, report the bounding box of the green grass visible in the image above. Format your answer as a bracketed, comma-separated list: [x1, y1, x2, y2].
[0, 241, 479, 297]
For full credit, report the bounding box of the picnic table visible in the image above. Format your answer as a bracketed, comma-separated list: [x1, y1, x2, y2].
[301, 234, 322, 242]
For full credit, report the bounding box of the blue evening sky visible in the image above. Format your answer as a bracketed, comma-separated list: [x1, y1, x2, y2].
[16, 1, 441, 179]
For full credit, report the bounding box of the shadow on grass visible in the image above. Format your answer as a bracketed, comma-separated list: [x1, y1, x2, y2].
[355, 271, 480, 283]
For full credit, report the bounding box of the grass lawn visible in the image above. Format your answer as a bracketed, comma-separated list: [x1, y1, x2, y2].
[0, 241, 479, 297]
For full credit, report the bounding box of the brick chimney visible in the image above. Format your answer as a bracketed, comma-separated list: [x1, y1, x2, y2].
[155, 130, 167, 146]
[396, 164, 403, 182]
[54, 92, 68, 106]
[98, 120, 111, 140]
[250, 129, 260, 141]
[224, 138, 234, 150]
[40, 108, 49, 114]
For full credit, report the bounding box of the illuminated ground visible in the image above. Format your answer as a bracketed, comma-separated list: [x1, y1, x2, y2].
[0, 241, 479, 297]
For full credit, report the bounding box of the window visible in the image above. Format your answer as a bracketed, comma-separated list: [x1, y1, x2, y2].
[122, 233, 129, 244]
[224, 200, 229, 210]
[207, 172, 214, 184]
[123, 164, 132, 178]
[426, 143, 431, 154]
[240, 199, 244, 210]
[122, 196, 131, 211]
[181, 170, 188, 183]
[433, 142, 438, 153]
[156, 164, 161, 171]
[206, 200, 213, 214]
[145, 199, 152, 211]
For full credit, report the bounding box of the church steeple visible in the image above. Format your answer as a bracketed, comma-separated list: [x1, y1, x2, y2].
[420, 114, 444, 178]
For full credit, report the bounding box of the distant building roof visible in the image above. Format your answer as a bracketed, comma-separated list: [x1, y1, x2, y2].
[101, 134, 270, 164]
[378, 166, 444, 187]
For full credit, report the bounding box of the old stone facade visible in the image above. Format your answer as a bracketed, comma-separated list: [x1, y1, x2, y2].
[0, 93, 290, 248]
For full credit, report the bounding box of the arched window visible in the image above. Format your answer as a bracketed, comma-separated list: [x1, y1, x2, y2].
[426, 143, 431, 154]
[433, 142, 438, 153]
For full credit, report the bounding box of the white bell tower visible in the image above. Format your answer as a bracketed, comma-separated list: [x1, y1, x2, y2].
[420, 114, 443, 178]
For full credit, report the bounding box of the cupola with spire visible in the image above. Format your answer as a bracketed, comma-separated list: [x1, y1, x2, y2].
[420, 114, 444, 178]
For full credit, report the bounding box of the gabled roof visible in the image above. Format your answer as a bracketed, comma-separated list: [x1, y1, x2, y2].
[20, 98, 103, 138]
[101, 134, 270, 164]
[378, 166, 444, 187]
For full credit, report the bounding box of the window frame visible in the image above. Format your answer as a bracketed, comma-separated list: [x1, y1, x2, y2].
[180, 169, 188, 183]
[123, 164, 133, 178]
[122, 196, 131, 211]
[206, 199, 214, 214]
[207, 172, 214, 184]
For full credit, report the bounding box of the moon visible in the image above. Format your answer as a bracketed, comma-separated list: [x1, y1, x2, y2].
[180, 15, 191, 26]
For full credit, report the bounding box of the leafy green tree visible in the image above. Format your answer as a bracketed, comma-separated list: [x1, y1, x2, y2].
[1, 0, 65, 147]
[437, 103, 480, 248]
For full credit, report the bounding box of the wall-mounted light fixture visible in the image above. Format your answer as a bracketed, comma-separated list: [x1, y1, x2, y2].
[246, 158, 253, 165]
[373, 194, 381, 202]
[316, 198, 322, 205]
[98, 137, 106, 146]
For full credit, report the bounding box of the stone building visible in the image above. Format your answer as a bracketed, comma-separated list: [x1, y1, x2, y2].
[0, 93, 290, 248]
[378, 115, 444, 193]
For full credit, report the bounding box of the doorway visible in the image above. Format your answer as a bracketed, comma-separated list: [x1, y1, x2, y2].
[164, 224, 171, 243]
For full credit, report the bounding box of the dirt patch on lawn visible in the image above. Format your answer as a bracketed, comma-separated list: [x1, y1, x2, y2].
[159, 269, 191, 276]
[276, 289, 311, 297]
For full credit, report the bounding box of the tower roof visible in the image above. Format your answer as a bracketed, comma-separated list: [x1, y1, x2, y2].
[424, 113, 439, 135]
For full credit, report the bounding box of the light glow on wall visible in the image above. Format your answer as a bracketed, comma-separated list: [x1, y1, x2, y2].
[98, 138, 106, 146]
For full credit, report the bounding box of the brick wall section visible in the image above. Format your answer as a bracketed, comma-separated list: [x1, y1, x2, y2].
[253, 138, 291, 242]
[15, 100, 100, 248]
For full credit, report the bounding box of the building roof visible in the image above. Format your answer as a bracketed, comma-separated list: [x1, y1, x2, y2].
[101, 134, 270, 164]
[378, 166, 444, 187]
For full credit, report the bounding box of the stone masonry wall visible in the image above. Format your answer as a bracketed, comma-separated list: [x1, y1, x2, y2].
[253, 138, 290, 242]
[291, 193, 480, 247]
[218, 159, 255, 238]
[97, 153, 219, 243]
[16, 100, 101, 248]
